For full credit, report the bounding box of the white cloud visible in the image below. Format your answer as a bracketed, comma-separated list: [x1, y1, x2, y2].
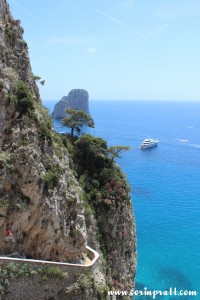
[86, 47, 97, 54]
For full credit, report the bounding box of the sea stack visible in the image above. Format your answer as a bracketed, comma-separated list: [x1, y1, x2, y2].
[51, 89, 90, 119]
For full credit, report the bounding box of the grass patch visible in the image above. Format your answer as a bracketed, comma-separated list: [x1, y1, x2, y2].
[42, 266, 68, 279]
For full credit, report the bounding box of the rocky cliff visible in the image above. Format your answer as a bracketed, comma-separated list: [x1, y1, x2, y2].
[0, 0, 86, 263]
[0, 1, 136, 299]
[51, 89, 90, 119]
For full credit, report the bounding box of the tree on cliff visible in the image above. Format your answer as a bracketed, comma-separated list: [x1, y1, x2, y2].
[62, 109, 94, 137]
[108, 146, 130, 165]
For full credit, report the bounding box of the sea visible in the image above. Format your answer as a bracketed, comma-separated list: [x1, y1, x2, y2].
[43, 100, 200, 299]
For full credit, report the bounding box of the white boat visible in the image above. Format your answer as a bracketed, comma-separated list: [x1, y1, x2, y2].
[140, 138, 159, 149]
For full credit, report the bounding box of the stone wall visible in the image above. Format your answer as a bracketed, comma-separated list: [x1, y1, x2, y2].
[0, 246, 99, 300]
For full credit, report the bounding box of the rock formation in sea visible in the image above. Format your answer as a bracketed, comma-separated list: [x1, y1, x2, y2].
[0, 1, 137, 299]
[51, 89, 90, 119]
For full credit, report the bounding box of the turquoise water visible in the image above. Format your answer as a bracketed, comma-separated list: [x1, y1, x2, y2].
[44, 100, 200, 298]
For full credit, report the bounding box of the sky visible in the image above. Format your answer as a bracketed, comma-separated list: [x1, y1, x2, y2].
[6, 0, 200, 101]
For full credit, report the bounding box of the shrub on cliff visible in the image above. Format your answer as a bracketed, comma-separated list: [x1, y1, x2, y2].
[42, 266, 68, 279]
[43, 154, 63, 191]
[14, 80, 34, 115]
[5, 27, 15, 46]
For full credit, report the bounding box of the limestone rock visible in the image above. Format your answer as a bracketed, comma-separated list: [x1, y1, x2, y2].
[51, 89, 90, 119]
[0, 1, 136, 299]
[0, 0, 87, 262]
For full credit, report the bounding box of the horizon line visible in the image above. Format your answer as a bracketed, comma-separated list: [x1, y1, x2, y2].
[42, 98, 200, 102]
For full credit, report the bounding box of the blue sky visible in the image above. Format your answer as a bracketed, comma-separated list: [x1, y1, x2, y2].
[7, 0, 200, 101]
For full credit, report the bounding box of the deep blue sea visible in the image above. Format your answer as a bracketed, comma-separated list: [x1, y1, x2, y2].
[44, 100, 200, 299]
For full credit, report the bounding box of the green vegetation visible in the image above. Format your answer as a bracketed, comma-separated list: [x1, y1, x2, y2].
[75, 134, 107, 158]
[5, 27, 14, 46]
[65, 132, 131, 284]
[0, 80, 4, 91]
[0, 151, 14, 170]
[108, 145, 130, 165]
[3, 67, 18, 84]
[6, 28, 14, 40]
[76, 269, 94, 289]
[0, 197, 10, 209]
[74, 134, 130, 179]
[40, 119, 52, 142]
[35, 104, 53, 142]
[61, 132, 131, 217]
[63, 132, 131, 253]
[78, 273, 93, 289]
[42, 266, 68, 279]
[21, 137, 29, 147]
[75, 269, 108, 299]
[43, 168, 61, 190]
[33, 74, 45, 86]
[53, 141, 63, 158]
[33, 75, 41, 81]
[62, 109, 94, 137]
[0, 152, 10, 164]
[10, 82, 55, 143]
[43, 155, 63, 191]
[0, 262, 38, 295]
[0, 263, 67, 295]
[94, 282, 109, 300]
[14, 80, 34, 115]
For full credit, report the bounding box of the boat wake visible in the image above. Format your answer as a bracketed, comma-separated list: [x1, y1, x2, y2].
[173, 138, 189, 143]
[165, 139, 200, 150]
[188, 143, 200, 149]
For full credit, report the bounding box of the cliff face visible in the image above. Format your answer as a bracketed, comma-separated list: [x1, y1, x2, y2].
[0, 1, 136, 299]
[51, 89, 90, 119]
[0, 0, 86, 262]
[0, 0, 37, 95]
[73, 136, 137, 293]
[0, 0, 39, 147]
